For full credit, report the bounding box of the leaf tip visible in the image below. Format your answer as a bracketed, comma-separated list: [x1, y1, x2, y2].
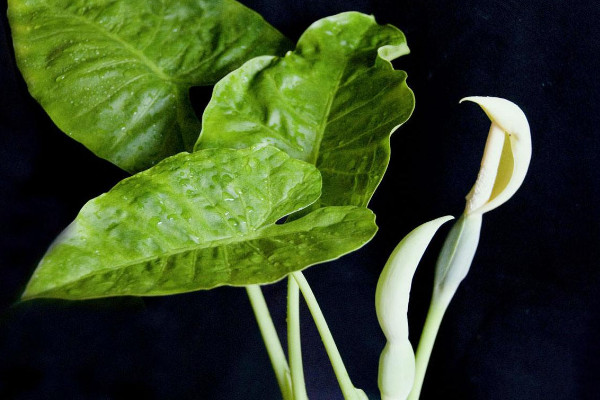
[377, 43, 410, 62]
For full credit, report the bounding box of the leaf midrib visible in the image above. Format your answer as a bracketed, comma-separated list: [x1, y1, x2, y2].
[308, 61, 347, 165]
[41, 212, 318, 293]
[44, 8, 188, 85]
[33, 227, 366, 299]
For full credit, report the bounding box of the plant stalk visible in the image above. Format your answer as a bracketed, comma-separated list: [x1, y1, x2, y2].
[246, 285, 292, 400]
[407, 290, 452, 400]
[287, 276, 309, 400]
[292, 271, 360, 400]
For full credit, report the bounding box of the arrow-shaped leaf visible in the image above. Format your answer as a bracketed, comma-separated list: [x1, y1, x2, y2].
[196, 12, 414, 208]
[8, 0, 291, 172]
[23, 146, 377, 300]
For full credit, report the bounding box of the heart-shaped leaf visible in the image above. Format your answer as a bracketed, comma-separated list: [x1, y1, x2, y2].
[23, 146, 377, 300]
[8, 0, 291, 172]
[196, 12, 415, 208]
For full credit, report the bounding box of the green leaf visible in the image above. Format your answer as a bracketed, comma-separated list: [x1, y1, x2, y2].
[8, 0, 291, 173]
[195, 12, 415, 208]
[23, 146, 377, 300]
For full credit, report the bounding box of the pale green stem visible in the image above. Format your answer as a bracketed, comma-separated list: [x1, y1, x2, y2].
[408, 213, 481, 399]
[292, 271, 359, 400]
[246, 285, 292, 400]
[287, 276, 309, 400]
[407, 290, 452, 400]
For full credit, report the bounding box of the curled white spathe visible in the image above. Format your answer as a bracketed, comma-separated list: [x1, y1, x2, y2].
[461, 96, 531, 215]
[376, 216, 453, 400]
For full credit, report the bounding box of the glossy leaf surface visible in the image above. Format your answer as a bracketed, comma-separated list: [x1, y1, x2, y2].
[196, 12, 415, 208]
[23, 146, 377, 300]
[8, 0, 291, 172]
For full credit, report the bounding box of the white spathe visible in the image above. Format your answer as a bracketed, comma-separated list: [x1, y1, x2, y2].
[461, 96, 532, 215]
[376, 216, 453, 400]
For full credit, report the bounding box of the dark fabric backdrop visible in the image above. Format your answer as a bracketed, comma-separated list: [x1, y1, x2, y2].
[1, 0, 599, 399]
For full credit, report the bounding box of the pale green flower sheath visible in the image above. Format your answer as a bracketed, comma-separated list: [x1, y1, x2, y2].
[376, 96, 531, 400]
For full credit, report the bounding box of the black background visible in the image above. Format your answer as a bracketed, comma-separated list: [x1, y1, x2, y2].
[1, 0, 599, 399]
